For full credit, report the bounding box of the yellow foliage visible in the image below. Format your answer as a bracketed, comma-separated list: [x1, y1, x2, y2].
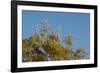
[22, 20, 86, 62]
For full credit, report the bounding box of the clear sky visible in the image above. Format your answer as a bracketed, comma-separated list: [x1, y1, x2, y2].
[22, 10, 90, 56]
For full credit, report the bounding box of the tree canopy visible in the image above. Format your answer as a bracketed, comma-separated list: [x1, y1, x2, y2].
[22, 19, 89, 62]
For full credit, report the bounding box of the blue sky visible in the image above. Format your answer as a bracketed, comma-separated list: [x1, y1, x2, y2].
[22, 10, 90, 55]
